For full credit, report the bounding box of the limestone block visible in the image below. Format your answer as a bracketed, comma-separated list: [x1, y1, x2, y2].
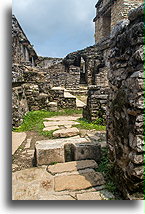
[47, 160, 98, 175]
[43, 126, 59, 132]
[54, 169, 105, 191]
[35, 140, 65, 166]
[53, 127, 80, 138]
[48, 102, 57, 112]
[73, 142, 101, 163]
[76, 191, 102, 200]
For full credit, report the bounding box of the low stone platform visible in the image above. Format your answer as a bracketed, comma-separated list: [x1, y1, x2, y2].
[12, 160, 114, 200]
[35, 136, 101, 166]
[53, 127, 80, 138]
[12, 132, 27, 155]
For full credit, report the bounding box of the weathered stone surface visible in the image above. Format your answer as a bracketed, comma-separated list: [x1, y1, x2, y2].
[43, 126, 59, 132]
[35, 140, 65, 166]
[128, 4, 144, 21]
[48, 102, 57, 112]
[47, 160, 98, 175]
[12, 168, 53, 200]
[12, 132, 27, 155]
[107, 5, 144, 199]
[54, 169, 105, 191]
[44, 120, 80, 127]
[44, 116, 80, 121]
[73, 142, 101, 163]
[39, 194, 75, 200]
[76, 192, 102, 200]
[53, 127, 80, 138]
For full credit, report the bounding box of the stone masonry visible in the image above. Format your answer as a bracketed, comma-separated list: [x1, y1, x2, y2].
[93, 0, 143, 43]
[107, 4, 144, 199]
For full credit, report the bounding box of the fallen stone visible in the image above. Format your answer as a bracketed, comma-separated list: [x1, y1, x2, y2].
[48, 102, 57, 112]
[12, 168, 53, 200]
[44, 116, 80, 121]
[35, 140, 65, 166]
[44, 121, 80, 127]
[54, 169, 105, 191]
[73, 142, 101, 163]
[47, 160, 98, 175]
[12, 132, 27, 155]
[43, 126, 59, 132]
[53, 127, 80, 138]
[76, 191, 102, 200]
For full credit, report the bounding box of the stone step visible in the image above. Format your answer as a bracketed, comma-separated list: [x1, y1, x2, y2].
[12, 132, 27, 155]
[35, 136, 101, 166]
[47, 160, 98, 175]
[53, 127, 80, 138]
[54, 169, 105, 192]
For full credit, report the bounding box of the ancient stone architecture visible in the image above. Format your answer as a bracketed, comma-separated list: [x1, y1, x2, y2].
[12, 15, 86, 127]
[12, 0, 144, 200]
[93, 0, 144, 43]
[107, 4, 144, 199]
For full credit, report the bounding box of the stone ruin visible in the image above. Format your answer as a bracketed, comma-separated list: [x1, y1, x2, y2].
[107, 4, 144, 199]
[12, 0, 144, 199]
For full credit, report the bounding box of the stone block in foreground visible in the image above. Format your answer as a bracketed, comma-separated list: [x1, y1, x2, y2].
[73, 142, 101, 163]
[54, 169, 105, 191]
[53, 127, 79, 138]
[47, 160, 98, 175]
[35, 140, 65, 166]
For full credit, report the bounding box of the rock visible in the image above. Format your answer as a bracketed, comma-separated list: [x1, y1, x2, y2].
[43, 126, 59, 132]
[12, 168, 53, 200]
[73, 142, 101, 163]
[35, 140, 65, 166]
[53, 127, 80, 138]
[128, 4, 144, 21]
[47, 160, 98, 175]
[43, 120, 80, 127]
[54, 169, 105, 191]
[48, 102, 57, 112]
[12, 132, 27, 155]
[25, 138, 32, 149]
[76, 191, 102, 200]
[44, 116, 80, 121]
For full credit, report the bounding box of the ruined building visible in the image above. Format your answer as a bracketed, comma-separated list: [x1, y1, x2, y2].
[93, 0, 143, 43]
[12, 0, 144, 199]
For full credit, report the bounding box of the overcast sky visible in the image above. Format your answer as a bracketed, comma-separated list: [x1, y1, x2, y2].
[12, 0, 98, 58]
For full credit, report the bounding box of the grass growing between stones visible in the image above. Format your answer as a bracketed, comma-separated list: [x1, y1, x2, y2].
[97, 148, 121, 199]
[13, 109, 82, 137]
[74, 118, 106, 131]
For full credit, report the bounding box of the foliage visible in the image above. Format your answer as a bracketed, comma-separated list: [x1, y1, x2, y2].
[13, 109, 82, 137]
[75, 118, 106, 131]
[97, 148, 118, 194]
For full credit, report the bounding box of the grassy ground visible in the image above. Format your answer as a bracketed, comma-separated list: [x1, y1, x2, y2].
[74, 118, 106, 131]
[97, 148, 122, 199]
[13, 109, 82, 137]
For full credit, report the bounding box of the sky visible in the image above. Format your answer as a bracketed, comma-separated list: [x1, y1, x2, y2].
[12, 0, 98, 58]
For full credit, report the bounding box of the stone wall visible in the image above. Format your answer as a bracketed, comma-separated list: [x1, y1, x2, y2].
[107, 5, 144, 199]
[63, 45, 98, 85]
[83, 86, 108, 122]
[83, 39, 110, 122]
[12, 86, 29, 127]
[93, 0, 143, 43]
[12, 15, 38, 66]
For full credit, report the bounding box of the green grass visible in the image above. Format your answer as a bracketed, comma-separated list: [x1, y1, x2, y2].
[74, 118, 106, 131]
[97, 148, 118, 195]
[13, 109, 82, 137]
